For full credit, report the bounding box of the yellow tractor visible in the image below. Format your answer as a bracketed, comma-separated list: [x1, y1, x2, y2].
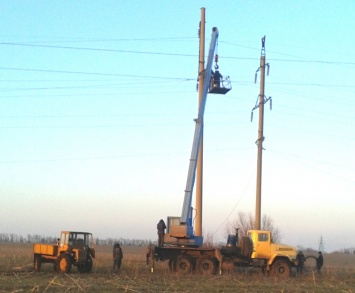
[33, 231, 95, 273]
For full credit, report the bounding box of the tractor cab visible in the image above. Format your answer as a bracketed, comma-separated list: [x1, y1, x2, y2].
[209, 54, 231, 94]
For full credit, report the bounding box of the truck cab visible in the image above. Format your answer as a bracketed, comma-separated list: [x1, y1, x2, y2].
[248, 230, 297, 276]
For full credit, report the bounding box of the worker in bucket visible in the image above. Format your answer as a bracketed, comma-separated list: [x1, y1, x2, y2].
[157, 219, 166, 247]
[213, 68, 223, 88]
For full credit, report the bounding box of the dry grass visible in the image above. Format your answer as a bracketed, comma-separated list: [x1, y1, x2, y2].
[1, 243, 355, 292]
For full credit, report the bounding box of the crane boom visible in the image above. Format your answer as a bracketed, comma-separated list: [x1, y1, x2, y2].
[181, 27, 219, 224]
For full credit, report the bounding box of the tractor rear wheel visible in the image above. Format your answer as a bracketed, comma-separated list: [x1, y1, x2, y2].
[85, 256, 93, 272]
[78, 256, 93, 273]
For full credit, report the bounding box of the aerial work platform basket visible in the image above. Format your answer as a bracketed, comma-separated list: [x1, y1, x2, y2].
[208, 54, 231, 94]
[209, 74, 231, 94]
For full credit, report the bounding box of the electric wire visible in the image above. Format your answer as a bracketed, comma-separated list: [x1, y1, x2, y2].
[0, 66, 194, 80]
[1, 42, 354, 65]
[211, 168, 255, 237]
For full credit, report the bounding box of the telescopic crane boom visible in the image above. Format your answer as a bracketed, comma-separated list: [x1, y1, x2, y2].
[165, 27, 230, 247]
[181, 27, 219, 225]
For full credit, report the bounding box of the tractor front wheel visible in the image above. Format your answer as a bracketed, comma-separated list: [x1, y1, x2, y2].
[55, 254, 72, 273]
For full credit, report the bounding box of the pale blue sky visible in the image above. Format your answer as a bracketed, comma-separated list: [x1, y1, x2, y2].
[0, 1, 354, 252]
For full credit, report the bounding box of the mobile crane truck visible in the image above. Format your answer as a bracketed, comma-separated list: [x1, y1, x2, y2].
[147, 27, 298, 278]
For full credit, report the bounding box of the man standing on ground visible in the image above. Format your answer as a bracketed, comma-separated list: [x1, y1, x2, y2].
[113, 242, 123, 272]
[317, 251, 323, 274]
[296, 251, 305, 274]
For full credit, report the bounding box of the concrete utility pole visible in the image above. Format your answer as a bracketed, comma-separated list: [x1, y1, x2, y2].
[254, 36, 271, 230]
[195, 7, 205, 237]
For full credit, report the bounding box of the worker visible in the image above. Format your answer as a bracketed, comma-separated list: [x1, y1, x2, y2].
[296, 251, 305, 274]
[157, 219, 166, 247]
[316, 251, 323, 274]
[209, 70, 215, 91]
[56, 238, 60, 245]
[213, 69, 223, 88]
[113, 242, 123, 272]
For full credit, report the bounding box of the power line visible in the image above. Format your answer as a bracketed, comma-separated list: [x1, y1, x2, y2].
[0, 42, 196, 57]
[0, 89, 193, 99]
[0, 67, 353, 90]
[1, 42, 354, 65]
[0, 66, 194, 81]
[0, 36, 195, 43]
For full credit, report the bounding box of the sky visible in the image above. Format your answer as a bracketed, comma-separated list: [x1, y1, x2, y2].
[0, 1, 354, 252]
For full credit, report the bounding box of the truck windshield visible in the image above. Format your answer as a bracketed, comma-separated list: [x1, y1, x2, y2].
[258, 233, 269, 242]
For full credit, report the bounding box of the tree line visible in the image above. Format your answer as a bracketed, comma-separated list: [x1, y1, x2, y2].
[1, 232, 354, 254]
[0, 233, 152, 247]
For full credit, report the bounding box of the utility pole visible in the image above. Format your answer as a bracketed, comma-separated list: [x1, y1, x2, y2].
[252, 36, 271, 230]
[195, 7, 205, 237]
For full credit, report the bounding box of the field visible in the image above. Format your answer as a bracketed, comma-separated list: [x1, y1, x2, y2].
[1, 243, 355, 292]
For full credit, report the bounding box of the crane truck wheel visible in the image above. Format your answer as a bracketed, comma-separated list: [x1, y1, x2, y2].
[34, 254, 42, 272]
[241, 237, 253, 258]
[55, 254, 72, 273]
[175, 256, 192, 274]
[271, 259, 291, 278]
[196, 257, 216, 275]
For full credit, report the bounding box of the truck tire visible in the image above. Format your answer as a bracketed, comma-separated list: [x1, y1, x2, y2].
[241, 237, 253, 258]
[271, 259, 290, 278]
[175, 256, 192, 274]
[303, 256, 317, 272]
[55, 254, 72, 273]
[34, 254, 42, 272]
[196, 257, 216, 275]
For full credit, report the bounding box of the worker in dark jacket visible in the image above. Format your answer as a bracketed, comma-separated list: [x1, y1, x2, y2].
[113, 242, 123, 272]
[296, 251, 306, 274]
[157, 219, 166, 247]
[213, 69, 223, 88]
[316, 251, 323, 273]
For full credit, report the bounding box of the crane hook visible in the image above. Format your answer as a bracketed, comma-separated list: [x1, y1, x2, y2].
[214, 54, 219, 70]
